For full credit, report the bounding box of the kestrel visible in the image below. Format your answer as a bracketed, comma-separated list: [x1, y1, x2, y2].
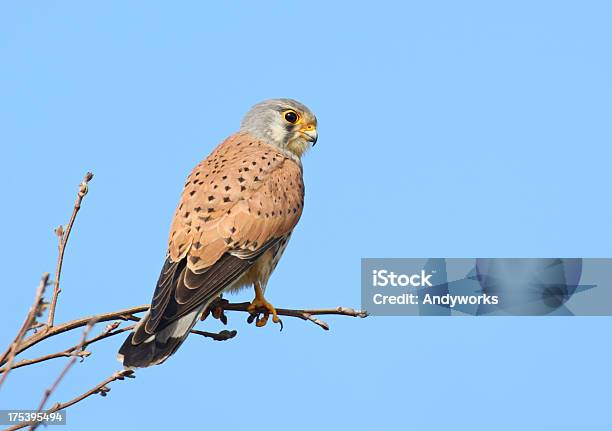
[118, 99, 317, 368]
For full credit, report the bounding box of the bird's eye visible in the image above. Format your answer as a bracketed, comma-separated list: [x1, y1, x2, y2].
[283, 110, 299, 124]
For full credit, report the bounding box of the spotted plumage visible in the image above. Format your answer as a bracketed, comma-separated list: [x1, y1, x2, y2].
[118, 99, 317, 368]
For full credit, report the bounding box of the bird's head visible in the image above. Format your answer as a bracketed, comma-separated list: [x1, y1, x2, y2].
[239, 98, 318, 159]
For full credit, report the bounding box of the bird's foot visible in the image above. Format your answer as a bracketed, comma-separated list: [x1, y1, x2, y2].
[201, 298, 228, 325]
[247, 290, 282, 330]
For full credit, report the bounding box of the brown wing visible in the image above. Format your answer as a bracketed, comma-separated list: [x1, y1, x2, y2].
[136, 133, 304, 341]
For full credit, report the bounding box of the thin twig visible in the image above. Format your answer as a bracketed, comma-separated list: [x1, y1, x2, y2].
[4, 370, 135, 431]
[223, 301, 369, 331]
[0, 348, 92, 373]
[46, 172, 94, 328]
[0, 274, 49, 390]
[0, 306, 147, 367]
[0, 300, 367, 373]
[191, 329, 237, 341]
[0, 323, 238, 373]
[1, 323, 135, 373]
[29, 321, 97, 430]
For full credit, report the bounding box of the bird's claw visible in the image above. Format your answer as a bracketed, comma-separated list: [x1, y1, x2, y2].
[212, 305, 228, 325]
[201, 298, 229, 325]
[247, 296, 283, 331]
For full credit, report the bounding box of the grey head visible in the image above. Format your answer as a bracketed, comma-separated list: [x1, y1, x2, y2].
[239, 98, 318, 159]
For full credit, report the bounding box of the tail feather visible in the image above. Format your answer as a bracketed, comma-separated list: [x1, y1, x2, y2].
[118, 307, 204, 368]
[117, 245, 270, 368]
[117, 332, 184, 368]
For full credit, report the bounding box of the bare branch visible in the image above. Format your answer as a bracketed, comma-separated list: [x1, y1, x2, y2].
[4, 370, 135, 431]
[1, 300, 367, 371]
[0, 347, 92, 373]
[191, 329, 237, 341]
[0, 273, 49, 390]
[46, 172, 94, 328]
[0, 306, 147, 366]
[0, 323, 238, 372]
[30, 320, 97, 431]
[2, 300, 367, 375]
[221, 301, 368, 331]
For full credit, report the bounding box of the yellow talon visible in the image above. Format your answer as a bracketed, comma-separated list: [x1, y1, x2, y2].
[248, 282, 282, 329]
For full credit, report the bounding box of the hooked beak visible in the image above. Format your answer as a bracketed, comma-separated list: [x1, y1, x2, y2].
[300, 125, 318, 145]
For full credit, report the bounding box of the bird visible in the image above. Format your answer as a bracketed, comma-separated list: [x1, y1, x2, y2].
[118, 99, 317, 368]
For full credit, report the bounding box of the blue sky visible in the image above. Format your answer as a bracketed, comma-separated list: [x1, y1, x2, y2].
[1, 1, 611, 430]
